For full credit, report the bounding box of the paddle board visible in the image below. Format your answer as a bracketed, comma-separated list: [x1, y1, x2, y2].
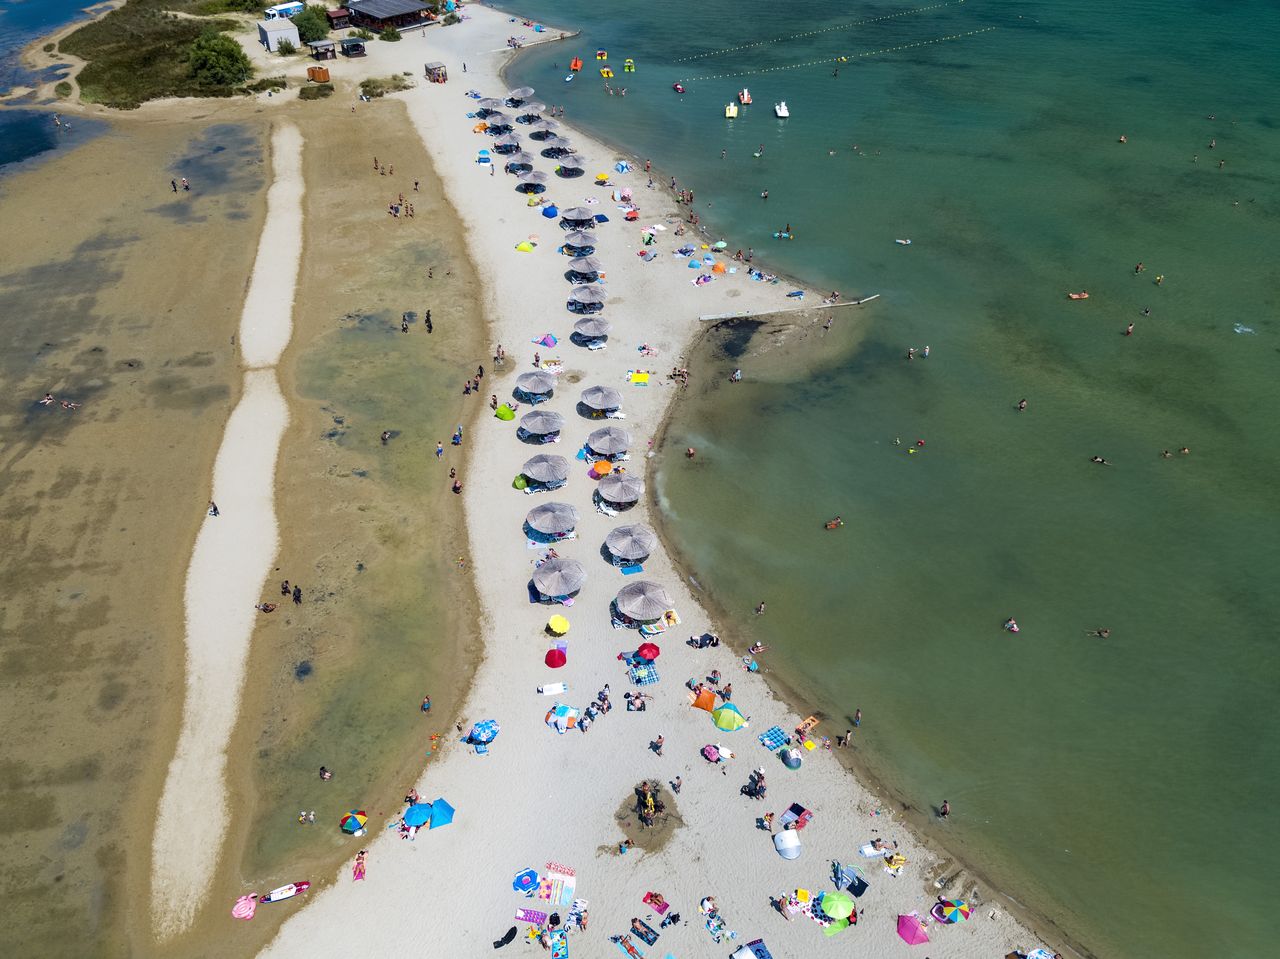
[772, 232, 794, 240]
[259, 881, 310, 903]
[895, 238, 912, 245]
[564, 75, 574, 83]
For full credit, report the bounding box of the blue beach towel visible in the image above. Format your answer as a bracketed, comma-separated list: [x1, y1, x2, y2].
[620, 564, 644, 575]
[628, 663, 660, 686]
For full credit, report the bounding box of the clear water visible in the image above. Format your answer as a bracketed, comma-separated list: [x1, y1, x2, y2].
[502, 1, 1280, 956]
[0, 0, 97, 172]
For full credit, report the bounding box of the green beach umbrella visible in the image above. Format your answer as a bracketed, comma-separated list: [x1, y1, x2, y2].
[712, 703, 747, 731]
[820, 890, 855, 920]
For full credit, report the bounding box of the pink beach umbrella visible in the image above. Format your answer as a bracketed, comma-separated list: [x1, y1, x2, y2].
[896, 913, 930, 945]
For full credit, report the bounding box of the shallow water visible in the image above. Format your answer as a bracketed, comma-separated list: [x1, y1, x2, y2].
[502, 1, 1280, 956]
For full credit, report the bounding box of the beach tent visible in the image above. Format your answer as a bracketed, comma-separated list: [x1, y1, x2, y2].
[598, 473, 644, 505]
[495, 404, 516, 421]
[587, 425, 632, 457]
[773, 829, 802, 860]
[428, 798, 455, 829]
[614, 581, 673, 621]
[403, 803, 433, 828]
[693, 687, 716, 712]
[712, 702, 748, 731]
[339, 809, 367, 834]
[580, 385, 622, 411]
[526, 501, 579, 535]
[515, 240, 536, 252]
[544, 647, 567, 668]
[542, 205, 560, 218]
[533, 558, 587, 597]
[897, 914, 930, 945]
[781, 747, 803, 769]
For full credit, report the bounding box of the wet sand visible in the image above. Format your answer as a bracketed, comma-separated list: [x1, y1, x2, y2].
[0, 117, 269, 957]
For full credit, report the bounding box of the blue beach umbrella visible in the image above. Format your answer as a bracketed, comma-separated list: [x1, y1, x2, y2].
[468, 719, 501, 744]
[542, 205, 559, 218]
[428, 797, 456, 829]
[404, 802, 433, 828]
[513, 868, 539, 894]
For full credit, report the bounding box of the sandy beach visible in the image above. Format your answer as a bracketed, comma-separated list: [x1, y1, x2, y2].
[245, 8, 1057, 959]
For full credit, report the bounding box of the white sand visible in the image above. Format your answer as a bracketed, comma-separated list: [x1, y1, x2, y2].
[252, 12, 1056, 959]
[151, 125, 302, 939]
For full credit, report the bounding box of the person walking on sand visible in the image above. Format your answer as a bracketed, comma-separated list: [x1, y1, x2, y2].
[293, 585, 302, 605]
[436, 441, 444, 459]
[653, 735, 665, 756]
[170, 179, 178, 193]
[281, 580, 290, 597]
[940, 799, 951, 819]
[670, 776, 682, 794]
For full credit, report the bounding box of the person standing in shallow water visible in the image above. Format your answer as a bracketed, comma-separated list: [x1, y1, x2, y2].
[940, 799, 950, 819]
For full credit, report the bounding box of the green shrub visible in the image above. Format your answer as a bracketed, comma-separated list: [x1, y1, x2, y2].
[291, 5, 329, 43]
[378, 26, 401, 41]
[350, 27, 374, 40]
[247, 75, 287, 91]
[188, 29, 252, 87]
[359, 74, 412, 98]
[276, 38, 296, 55]
[299, 82, 334, 100]
[43, 42, 55, 53]
[54, 81, 73, 98]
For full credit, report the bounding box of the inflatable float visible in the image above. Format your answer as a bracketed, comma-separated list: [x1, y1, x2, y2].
[1003, 618, 1020, 634]
[600, 67, 614, 78]
[773, 232, 794, 240]
[672, 82, 685, 94]
[1067, 291, 1089, 300]
[624, 58, 635, 72]
[895, 238, 912, 245]
[824, 517, 844, 530]
[259, 882, 310, 904]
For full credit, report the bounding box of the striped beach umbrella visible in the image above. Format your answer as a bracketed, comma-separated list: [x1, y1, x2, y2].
[934, 899, 971, 924]
[339, 810, 368, 834]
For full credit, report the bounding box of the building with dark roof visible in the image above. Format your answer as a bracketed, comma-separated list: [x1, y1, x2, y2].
[346, 0, 433, 31]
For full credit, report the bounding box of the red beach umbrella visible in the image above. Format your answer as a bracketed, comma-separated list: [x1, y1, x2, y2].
[544, 648, 567, 669]
[637, 642, 661, 661]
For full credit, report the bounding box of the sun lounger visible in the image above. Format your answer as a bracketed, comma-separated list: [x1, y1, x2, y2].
[596, 501, 620, 516]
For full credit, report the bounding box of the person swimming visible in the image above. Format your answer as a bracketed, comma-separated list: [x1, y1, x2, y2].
[1003, 618, 1020, 633]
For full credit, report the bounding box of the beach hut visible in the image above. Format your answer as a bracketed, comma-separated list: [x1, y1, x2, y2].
[533, 558, 587, 598]
[516, 172, 549, 194]
[514, 369, 556, 401]
[307, 39, 337, 60]
[347, 0, 433, 32]
[526, 502, 580, 537]
[579, 385, 622, 413]
[605, 524, 657, 563]
[567, 255, 604, 282]
[568, 286, 606, 314]
[586, 425, 631, 458]
[518, 409, 564, 442]
[326, 8, 352, 30]
[615, 581, 673, 623]
[340, 37, 367, 56]
[598, 473, 644, 506]
[258, 18, 301, 52]
[520, 453, 570, 490]
[424, 61, 448, 83]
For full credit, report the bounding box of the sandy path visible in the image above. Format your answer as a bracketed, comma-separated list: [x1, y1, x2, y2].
[254, 11, 1052, 959]
[151, 124, 302, 939]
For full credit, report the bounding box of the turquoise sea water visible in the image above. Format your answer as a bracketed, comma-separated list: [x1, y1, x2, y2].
[502, 2, 1280, 956]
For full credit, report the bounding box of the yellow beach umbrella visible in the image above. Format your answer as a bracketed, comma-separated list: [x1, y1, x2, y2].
[548, 615, 570, 635]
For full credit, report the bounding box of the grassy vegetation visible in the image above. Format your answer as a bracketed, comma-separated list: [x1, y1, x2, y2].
[378, 26, 401, 41]
[247, 75, 287, 92]
[43, 42, 56, 52]
[55, 81, 74, 98]
[298, 82, 334, 101]
[58, 0, 248, 109]
[359, 75, 413, 99]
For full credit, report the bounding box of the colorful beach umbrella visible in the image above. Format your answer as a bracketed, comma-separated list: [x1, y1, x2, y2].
[897, 913, 930, 945]
[468, 719, 501, 744]
[544, 647, 567, 668]
[513, 868, 539, 894]
[818, 890, 855, 920]
[339, 809, 368, 834]
[548, 614, 570, 635]
[934, 899, 971, 924]
[712, 702, 748, 731]
[428, 798, 455, 829]
[403, 803, 433, 828]
[636, 642, 661, 661]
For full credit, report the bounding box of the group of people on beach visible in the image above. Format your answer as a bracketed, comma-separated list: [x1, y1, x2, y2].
[38, 392, 80, 410]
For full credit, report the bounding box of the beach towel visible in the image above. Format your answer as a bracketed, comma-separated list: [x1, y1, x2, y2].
[567, 898, 589, 929]
[621, 564, 644, 575]
[642, 892, 670, 915]
[631, 920, 659, 946]
[545, 862, 577, 905]
[732, 940, 774, 959]
[629, 371, 650, 385]
[628, 663, 660, 686]
[550, 929, 568, 959]
[538, 682, 567, 695]
[613, 935, 644, 958]
[758, 726, 787, 750]
[515, 907, 548, 925]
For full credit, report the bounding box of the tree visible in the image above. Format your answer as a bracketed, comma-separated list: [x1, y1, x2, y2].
[379, 26, 401, 41]
[291, 5, 330, 44]
[187, 30, 252, 87]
